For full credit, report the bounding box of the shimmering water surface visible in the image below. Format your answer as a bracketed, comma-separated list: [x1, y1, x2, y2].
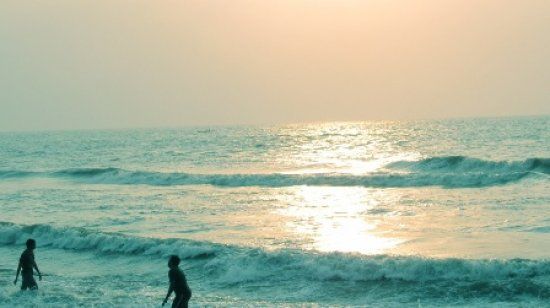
[1, 117, 549, 306]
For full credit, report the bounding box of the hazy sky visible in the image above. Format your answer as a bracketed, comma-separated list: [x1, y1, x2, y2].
[1, 1, 549, 131]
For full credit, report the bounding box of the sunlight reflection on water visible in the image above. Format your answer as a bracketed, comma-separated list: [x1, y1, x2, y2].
[281, 186, 402, 254]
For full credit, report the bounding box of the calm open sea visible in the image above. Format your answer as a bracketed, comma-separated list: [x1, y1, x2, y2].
[1, 117, 549, 306]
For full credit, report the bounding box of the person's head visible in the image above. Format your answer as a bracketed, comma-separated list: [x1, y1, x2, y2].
[26, 239, 36, 250]
[168, 255, 180, 268]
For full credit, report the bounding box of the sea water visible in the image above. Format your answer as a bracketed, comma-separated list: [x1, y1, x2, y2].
[0, 117, 548, 307]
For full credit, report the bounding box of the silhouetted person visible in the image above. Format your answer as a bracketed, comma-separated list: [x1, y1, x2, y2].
[14, 238, 42, 290]
[162, 255, 192, 308]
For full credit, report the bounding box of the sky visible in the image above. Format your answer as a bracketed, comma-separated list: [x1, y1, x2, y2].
[1, 0, 549, 131]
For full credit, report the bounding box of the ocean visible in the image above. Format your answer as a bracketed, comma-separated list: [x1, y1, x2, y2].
[0, 117, 549, 307]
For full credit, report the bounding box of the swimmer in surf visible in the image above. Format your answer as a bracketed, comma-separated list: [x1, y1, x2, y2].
[14, 238, 42, 290]
[162, 255, 192, 308]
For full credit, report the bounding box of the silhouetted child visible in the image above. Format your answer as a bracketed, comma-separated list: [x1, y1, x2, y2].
[162, 255, 192, 308]
[14, 238, 42, 290]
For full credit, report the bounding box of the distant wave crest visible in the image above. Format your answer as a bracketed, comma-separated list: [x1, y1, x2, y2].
[389, 156, 550, 174]
[0, 156, 547, 188]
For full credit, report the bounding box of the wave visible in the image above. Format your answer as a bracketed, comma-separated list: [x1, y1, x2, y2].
[0, 156, 547, 188]
[0, 222, 217, 260]
[388, 156, 550, 174]
[1, 222, 549, 301]
[0, 170, 37, 178]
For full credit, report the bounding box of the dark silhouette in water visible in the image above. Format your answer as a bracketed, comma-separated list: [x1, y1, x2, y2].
[14, 238, 42, 290]
[162, 255, 192, 308]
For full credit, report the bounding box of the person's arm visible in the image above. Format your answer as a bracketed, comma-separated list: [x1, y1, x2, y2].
[33, 259, 42, 281]
[162, 284, 173, 306]
[14, 261, 21, 285]
[162, 272, 174, 306]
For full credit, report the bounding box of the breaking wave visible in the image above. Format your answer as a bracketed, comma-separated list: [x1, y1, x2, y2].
[0, 156, 547, 188]
[388, 156, 549, 174]
[0, 222, 549, 301]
